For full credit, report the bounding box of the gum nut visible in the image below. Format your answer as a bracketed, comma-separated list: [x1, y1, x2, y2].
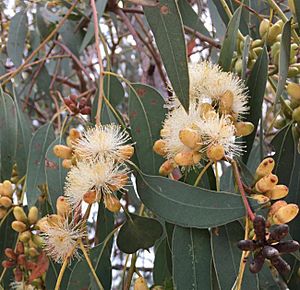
[179, 128, 202, 150]
[62, 159, 73, 169]
[153, 139, 167, 156]
[259, 19, 270, 38]
[11, 221, 27, 233]
[207, 144, 225, 161]
[0, 196, 12, 208]
[292, 106, 300, 123]
[235, 122, 254, 137]
[159, 159, 176, 176]
[104, 195, 121, 213]
[220, 90, 234, 112]
[273, 204, 299, 224]
[251, 194, 270, 204]
[269, 200, 288, 216]
[2, 180, 13, 197]
[56, 196, 71, 217]
[13, 206, 27, 222]
[255, 157, 275, 178]
[53, 145, 73, 159]
[118, 145, 134, 160]
[255, 174, 278, 193]
[266, 185, 289, 200]
[287, 82, 300, 102]
[28, 206, 39, 225]
[83, 190, 97, 204]
[134, 277, 149, 290]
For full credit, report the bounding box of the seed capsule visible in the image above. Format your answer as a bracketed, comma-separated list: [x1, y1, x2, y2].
[134, 277, 149, 290]
[83, 190, 97, 205]
[262, 246, 279, 259]
[237, 240, 259, 251]
[269, 201, 288, 216]
[266, 185, 289, 200]
[249, 251, 265, 273]
[174, 151, 201, 166]
[159, 159, 176, 176]
[206, 144, 225, 161]
[53, 145, 73, 159]
[104, 195, 121, 213]
[13, 206, 28, 223]
[235, 122, 254, 137]
[0, 196, 12, 208]
[270, 256, 291, 275]
[28, 206, 39, 225]
[253, 215, 266, 241]
[268, 224, 289, 242]
[255, 157, 275, 179]
[56, 196, 71, 217]
[12, 221, 27, 233]
[179, 128, 202, 150]
[273, 204, 299, 224]
[153, 139, 167, 156]
[255, 174, 278, 193]
[273, 240, 300, 253]
[118, 145, 134, 160]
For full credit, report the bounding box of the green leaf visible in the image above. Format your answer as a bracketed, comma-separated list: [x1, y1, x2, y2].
[80, 0, 108, 52]
[275, 20, 291, 103]
[136, 172, 260, 228]
[172, 226, 212, 290]
[144, 0, 190, 111]
[129, 84, 166, 174]
[177, 0, 211, 38]
[26, 123, 55, 207]
[7, 10, 28, 67]
[294, 1, 300, 31]
[45, 137, 68, 210]
[0, 91, 18, 180]
[218, 6, 242, 71]
[243, 46, 268, 162]
[117, 213, 163, 254]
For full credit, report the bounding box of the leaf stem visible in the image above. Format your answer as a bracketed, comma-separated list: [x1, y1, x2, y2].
[231, 159, 255, 221]
[79, 240, 104, 290]
[123, 253, 137, 290]
[194, 161, 213, 187]
[54, 256, 69, 290]
[214, 161, 220, 192]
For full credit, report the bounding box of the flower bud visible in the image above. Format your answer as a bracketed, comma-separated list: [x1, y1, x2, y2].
[109, 174, 129, 192]
[160, 128, 170, 137]
[83, 190, 97, 205]
[249, 251, 265, 273]
[153, 139, 167, 156]
[0, 196, 12, 208]
[56, 196, 71, 217]
[12, 221, 27, 233]
[62, 158, 73, 169]
[266, 185, 289, 200]
[47, 214, 63, 227]
[262, 246, 279, 259]
[104, 195, 121, 213]
[134, 277, 149, 290]
[159, 159, 176, 176]
[29, 247, 39, 257]
[250, 194, 270, 204]
[255, 157, 275, 178]
[199, 103, 214, 118]
[2, 260, 15, 268]
[206, 144, 225, 161]
[2, 180, 14, 197]
[237, 240, 259, 251]
[17, 254, 26, 266]
[118, 145, 134, 160]
[28, 206, 39, 225]
[268, 224, 289, 242]
[16, 242, 24, 255]
[270, 256, 291, 275]
[53, 145, 73, 159]
[274, 115, 286, 129]
[220, 90, 234, 113]
[5, 248, 16, 260]
[174, 151, 201, 166]
[235, 122, 254, 137]
[36, 216, 49, 232]
[292, 106, 300, 122]
[32, 235, 44, 248]
[19, 231, 32, 243]
[287, 82, 300, 102]
[273, 203, 299, 224]
[69, 128, 81, 141]
[255, 174, 278, 193]
[0, 207, 7, 219]
[288, 66, 299, 77]
[13, 206, 28, 223]
[179, 128, 202, 150]
[253, 215, 266, 241]
[274, 240, 300, 253]
[251, 39, 263, 48]
[80, 107, 92, 115]
[268, 24, 282, 44]
[259, 19, 270, 39]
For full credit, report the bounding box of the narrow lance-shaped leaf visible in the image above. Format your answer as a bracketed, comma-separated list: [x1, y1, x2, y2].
[7, 10, 28, 67]
[218, 6, 242, 71]
[136, 172, 261, 228]
[0, 90, 18, 180]
[144, 0, 190, 111]
[173, 226, 212, 290]
[26, 123, 55, 207]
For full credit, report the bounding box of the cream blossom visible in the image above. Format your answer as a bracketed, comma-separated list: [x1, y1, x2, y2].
[10, 282, 35, 290]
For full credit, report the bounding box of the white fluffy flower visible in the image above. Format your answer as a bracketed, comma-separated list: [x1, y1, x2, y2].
[10, 282, 35, 290]
[188, 62, 248, 116]
[41, 219, 85, 264]
[73, 124, 131, 161]
[199, 114, 243, 157]
[64, 158, 129, 207]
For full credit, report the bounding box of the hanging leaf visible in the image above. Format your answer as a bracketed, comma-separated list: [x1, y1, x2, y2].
[129, 84, 166, 175]
[117, 213, 163, 254]
[0, 90, 18, 180]
[136, 172, 261, 228]
[26, 123, 55, 207]
[218, 6, 242, 71]
[172, 226, 212, 290]
[144, 0, 190, 111]
[7, 10, 28, 67]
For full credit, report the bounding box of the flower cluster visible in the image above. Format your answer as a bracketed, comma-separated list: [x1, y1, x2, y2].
[153, 62, 253, 175]
[0, 180, 14, 219]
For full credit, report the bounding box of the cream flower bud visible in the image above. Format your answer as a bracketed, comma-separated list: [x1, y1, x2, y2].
[108, 174, 129, 192]
[83, 190, 97, 205]
[153, 139, 167, 156]
[28, 207, 39, 225]
[104, 195, 121, 213]
[174, 151, 201, 166]
[12, 221, 27, 233]
[179, 128, 202, 150]
[235, 122, 254, 137]
[0, 196, 12, 208]
[159, 159, 177, 176]
[19, 231, 32, 243]
[69, 128, 81, 141]
[2, 180, 13, 197]
[134, 277, 149, 290]
[56, 196, 71, 217]
[259, 19, 270, 39]
[13, 206, 27, 223]
[118, 145, 134, 160]
[255, 173, 278, 193]
[62, 159, 73, 169]
[255, 158, 275, 179]
[220, 90, 234, 113]
[273, 204, 299, 224]
[206, 144, 225, 161]
[53, 145, 73, 159]
[265, 185, 289, 200]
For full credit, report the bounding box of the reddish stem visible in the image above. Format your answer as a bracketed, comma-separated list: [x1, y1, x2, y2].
[231, 160, 255, 221]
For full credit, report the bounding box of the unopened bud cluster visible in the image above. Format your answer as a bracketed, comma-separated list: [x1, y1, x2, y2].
[64, 94, 91, 115]
[238, 215, 299, 275]
[0, 180, 14, 219]
[251, 157, 299, 225]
